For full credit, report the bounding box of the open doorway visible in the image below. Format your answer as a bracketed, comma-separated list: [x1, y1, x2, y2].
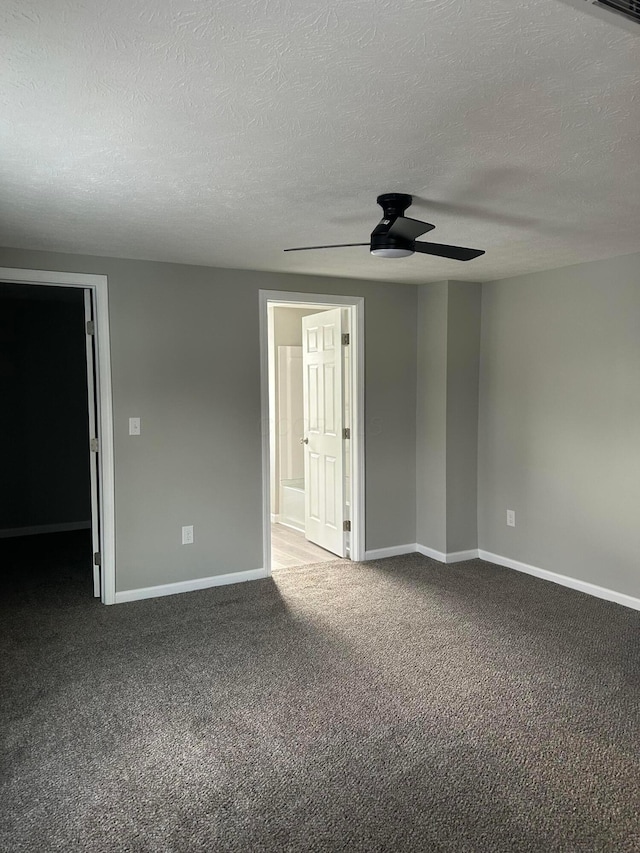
[260, 291, 364, 575]
[0, 283, 98, 600]
[0, 267, 115, 604]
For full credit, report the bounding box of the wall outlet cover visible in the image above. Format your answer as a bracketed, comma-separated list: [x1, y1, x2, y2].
[507, 510, 516, 527]
[182, 525, 194, 545]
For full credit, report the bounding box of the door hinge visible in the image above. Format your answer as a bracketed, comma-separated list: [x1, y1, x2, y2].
[90, 437, 99, 452]
[341, 333, 350, 346]
[343, 427, 351, 439]
[94, 552, 102, 566]
[343, 520, 351, 532]
[86, 320, 95, 335]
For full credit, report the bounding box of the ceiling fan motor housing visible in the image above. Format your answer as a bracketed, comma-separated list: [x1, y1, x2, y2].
[377, 192, 413, 218]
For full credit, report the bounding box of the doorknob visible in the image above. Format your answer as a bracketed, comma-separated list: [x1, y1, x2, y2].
[300, 437, 309, 445]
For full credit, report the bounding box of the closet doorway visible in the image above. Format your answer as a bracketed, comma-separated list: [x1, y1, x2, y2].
[0, 267, 115, 604]
[259, 291, 364, 574]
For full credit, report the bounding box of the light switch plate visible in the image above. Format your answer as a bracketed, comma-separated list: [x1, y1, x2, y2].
[129, 417, 141, 436]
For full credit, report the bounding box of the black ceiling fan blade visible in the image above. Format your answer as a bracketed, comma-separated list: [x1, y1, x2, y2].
[413, 241, 485, 261]
[387, 216, 435, 240]
[284, 243, 369, 252]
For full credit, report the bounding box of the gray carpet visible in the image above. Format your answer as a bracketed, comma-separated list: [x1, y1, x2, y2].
[2, 532, 640, 852]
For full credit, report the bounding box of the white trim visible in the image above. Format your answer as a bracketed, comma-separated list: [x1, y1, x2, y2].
[415, 545, 480, 563]
[114, 568, 269, 604]
[260, 296, 273, 574]
[364, 543, 417, 560]
[0, 267, 116, 604]
[84, 289, 100, 598]
[478, 550, 640, 613]
[0, 521, 91, 539]
[277, 519, 305, 534]
[267, 306, 278, 518]
[364, 544, 481, 563]
[0, 268, 107, 288]
[445, 549, 480, 563]
[361, 539, 640, 613]
[259, 290, 365, 575]
[416, 544, 448, 562]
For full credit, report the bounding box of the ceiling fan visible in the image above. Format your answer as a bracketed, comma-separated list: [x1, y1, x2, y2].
[284, 193, 485, 262]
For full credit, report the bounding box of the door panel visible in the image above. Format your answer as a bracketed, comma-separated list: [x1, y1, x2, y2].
[302, 308, 345, 557]
[309, 453, 321, 521]
[308, 364, 319, 432]
[324, 364, 336, 434]
[325, 456, 337, 527]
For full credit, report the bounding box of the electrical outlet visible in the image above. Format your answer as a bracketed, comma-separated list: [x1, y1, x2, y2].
[506, 510, 516, 528]
[182, 525, 194, 545]
[129, 417, 141, 436]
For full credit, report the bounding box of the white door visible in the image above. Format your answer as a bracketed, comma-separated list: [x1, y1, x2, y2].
[302, 308, 345, 557]
[84, 290, 101, 597]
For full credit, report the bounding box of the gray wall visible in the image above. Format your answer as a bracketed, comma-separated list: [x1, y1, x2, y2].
[478, 253, 640, 598]
[416, 281, 481, 554]
[5, 244, 637, 601]
[445, 282, 481, 553]
[273, 306, 320, 347]
[416, 282, 448, 552]
[0, 283, 91, 531]
[0, 247, 418, 592]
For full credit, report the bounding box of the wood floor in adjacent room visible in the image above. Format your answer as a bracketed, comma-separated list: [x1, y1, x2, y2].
[271, 522, 340, 570]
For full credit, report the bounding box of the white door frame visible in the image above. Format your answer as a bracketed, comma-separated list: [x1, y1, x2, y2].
[0, 267, 116, 605]
[259, 290, 365, 573]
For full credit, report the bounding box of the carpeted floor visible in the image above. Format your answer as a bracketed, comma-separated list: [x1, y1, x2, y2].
[2, 532, 640, 852]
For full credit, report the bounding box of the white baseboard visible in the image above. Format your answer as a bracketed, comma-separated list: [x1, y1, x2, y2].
[478, 550, 640, 613]
[112, 548, 640, 613]
[114, 567, 269, 604]
[0, 521, 91, 539]
[416, 544, 479, 564]
[416, 544, 447, 562]
[364, 544, 480, 562]
[372, 543, 640, 613]
[446, 548, 480, 563]
[364, 543, 418, 560]
[270, 513, 280, 524]
[277, 519, 305, 534]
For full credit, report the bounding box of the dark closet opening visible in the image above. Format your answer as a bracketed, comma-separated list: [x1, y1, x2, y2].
[0, 283, 93, 602]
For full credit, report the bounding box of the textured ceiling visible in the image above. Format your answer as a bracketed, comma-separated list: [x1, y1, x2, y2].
[1, 0, 639, 284]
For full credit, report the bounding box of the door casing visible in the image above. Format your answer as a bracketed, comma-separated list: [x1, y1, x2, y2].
[259, 290, 365, 574]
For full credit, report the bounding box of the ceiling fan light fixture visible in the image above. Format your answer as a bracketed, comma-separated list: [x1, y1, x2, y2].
[370, 247, 414, 258]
